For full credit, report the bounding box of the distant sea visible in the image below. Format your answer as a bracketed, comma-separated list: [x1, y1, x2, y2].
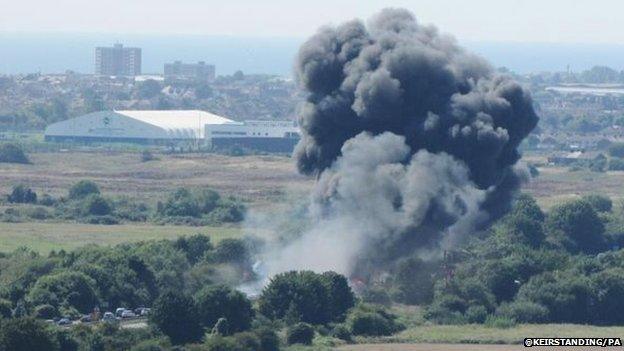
[1, 33, 624, 76]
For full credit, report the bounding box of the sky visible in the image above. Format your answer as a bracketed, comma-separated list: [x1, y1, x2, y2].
[1, 0, 624, 43]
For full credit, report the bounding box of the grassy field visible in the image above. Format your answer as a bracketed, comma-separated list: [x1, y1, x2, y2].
[0, 222, 242, 253]
[2, 150, 624, 253]
[0, 151, 312, 209]
[380, 323, 624, 344]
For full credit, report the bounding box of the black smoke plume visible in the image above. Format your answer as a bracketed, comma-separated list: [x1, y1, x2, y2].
[262, 8, 538, 278]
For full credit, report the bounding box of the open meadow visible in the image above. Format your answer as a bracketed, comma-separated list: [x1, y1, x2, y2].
[2, 150, 624, 253]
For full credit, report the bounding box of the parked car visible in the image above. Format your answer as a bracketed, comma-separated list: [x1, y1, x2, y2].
[102, 312, 116, 322]
[115, 308, 126, 317]
[121, 310, 136, 318]
[57, 318, 71, 326]
[134, 307, 151, 316]
[80, 315, 92, 323]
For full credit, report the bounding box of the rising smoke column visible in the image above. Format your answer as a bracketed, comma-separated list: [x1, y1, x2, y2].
[264, 8, 538, 278]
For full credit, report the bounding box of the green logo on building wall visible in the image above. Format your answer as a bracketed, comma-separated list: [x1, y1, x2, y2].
[103, 116, 111, 126]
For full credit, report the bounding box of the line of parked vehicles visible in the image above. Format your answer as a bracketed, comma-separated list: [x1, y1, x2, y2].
[51, 307, 150, 326]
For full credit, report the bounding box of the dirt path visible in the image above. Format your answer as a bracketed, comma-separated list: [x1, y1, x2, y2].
[339, 344, 614, 351]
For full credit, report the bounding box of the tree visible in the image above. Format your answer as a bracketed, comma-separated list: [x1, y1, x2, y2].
[609, 143, 624, 158]
[194, 285, 253, 333]
[259, 271, 330, 324]
[68, 180, 100, 200]
[7, 185, 37, 204]
[210, 239, 249, 264]
[581, 194, 612, 213]
[0, 299, 12, 319]
[545, 199, 606, 254]
[27, 271, 98, 313]
[138, 80, 162, 99]
[84, 195, 113, 216]
[390, 257, 435, 305]
[517, 272, 594, 324]
[286, 323, 314, 345]
[0, 143, 30, 164]
[321, 271, 355, 321]
[0, 318, 59, 351]
[174, 234, 213, 264]
[149, 291, 203, 345]
[591, 268, 624, 325]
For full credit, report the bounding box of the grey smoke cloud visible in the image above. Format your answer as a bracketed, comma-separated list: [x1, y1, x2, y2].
[262, 8, 538, 278]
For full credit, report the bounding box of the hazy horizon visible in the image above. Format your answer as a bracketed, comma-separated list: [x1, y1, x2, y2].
[2, 32, 624, 76]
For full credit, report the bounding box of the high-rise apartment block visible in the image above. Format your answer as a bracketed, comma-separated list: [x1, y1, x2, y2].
[95, 44, 142, 76]
[164, 61, 215, 82]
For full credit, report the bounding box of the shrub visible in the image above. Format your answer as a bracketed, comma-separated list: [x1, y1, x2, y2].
[608, 142, 624, 158]
[0, 299, 12, 318]
[517, 272, 593, 324]
[149, 291, 203, 345]
[68, 180, 100, 200]
[232, 332, 261, 351]
[195, 285, 253, 333]
[81, 215, 119, 225]
[581, 194, 612, 213]
[391, 256, 435, 305]
[27, 271, 98, 313]
[464, 305, 488, 324]
[140, 150, 156, 162]
[591, 268, 624, 325]
[27, 207, 50, 220]
[210, 239, 249, 265]
[495, 301, 548, 323]
[320, 271, 355, 322]
[484, 315, 517, 329]
[204, 335, 243, 351]
[362, 287, 392, 306]
[84, 195, 113, 216]
[608, 157, 624, 170]
[0, 143, 30, 164]
[258, 270, 355, 325]
[254, 327, 280, 351]
[286, 322, 314, 345]
[348, 311, 397, 336]
[7, 185, 37, 204]
[545, 199, 606, 254]
[130, 339, 167, 351]
[331, 324, 352, 342]
[0, 317, 59, 351]
[34, 304, 59, 319]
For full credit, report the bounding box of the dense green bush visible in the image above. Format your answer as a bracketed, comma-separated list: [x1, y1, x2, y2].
[516, 272, 593, 324]
[68, 180, 100, 200]
[608, 143, 624, 158]
[0, 317, 59, 351]
[7, 185, 37, 204]
[581, 194, 613, 213]
[195, 285, 253, 333]
[464, 305, 488, 324]
[286, 322, 314, 345]
[254, 327, 280, 351]
[495, 300, 548, 323]
[84, 194, 113, 216]
[608, 157, 624, 170]
[545, 199, 606, 254]
[149, 291, 203, 345]
[0, 143, 30, 164]
[33, 304, 59, 319]
[27, 271, 98, 313]
[258, 270, 355, 325]
[0, 299, 12, 318]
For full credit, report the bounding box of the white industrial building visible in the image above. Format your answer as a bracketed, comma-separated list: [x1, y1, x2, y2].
[44, 110, 300, 152]
[205, 120, 300, 152]
[44, 110, 235, 143]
